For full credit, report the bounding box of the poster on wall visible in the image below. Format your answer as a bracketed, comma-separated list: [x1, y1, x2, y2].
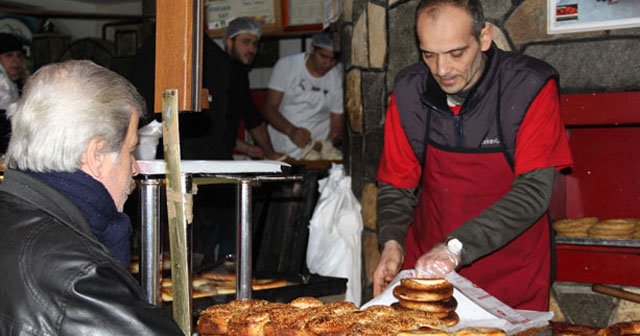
[205, 0, 280, 36]
[286, 0, 322, 26]
[282, 0, 341, 30]
[548, 0, 640, 34]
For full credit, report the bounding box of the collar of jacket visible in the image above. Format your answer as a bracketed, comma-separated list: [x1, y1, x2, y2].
[0, 169, 103, 245]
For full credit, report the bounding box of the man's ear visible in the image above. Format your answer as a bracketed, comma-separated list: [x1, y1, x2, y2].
[81, 138, 106, 178]
[479, 22, 493, 52]
[224, 38, 233, 53]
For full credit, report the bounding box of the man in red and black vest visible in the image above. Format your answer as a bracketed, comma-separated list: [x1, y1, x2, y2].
[373, 0, 572, 311]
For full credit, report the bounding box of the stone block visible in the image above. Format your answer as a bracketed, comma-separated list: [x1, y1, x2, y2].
[505, 0, 603, 48]
[340, 24, 353, 68]
[353, 0, 369, 18]
[346, 69, 363, 134]
[610, 27, 640, 36]
[361, 182, 378, 231]
[363, 230, 381, 285]
[362, 71, 385, 133]
[524, 39, 640, 93]
[364, 127, 383, 181]
[553, 282, 616, 327]
[613, 286, 640, 323]
[504, 0, 548, 47]
[549, 289, 566, 322]
[480, 0, 512, 23]
[349, 134, 364, 197]
[342, 0, 354, 23]
[388, 1, 419, 92]
[367, 2, 387, 68]
[489, 23, 512, 51]
[351, 11, 370, 68]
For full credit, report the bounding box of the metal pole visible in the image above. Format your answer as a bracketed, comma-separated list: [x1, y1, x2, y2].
[236, 178, 253, 300]
[139, 178, 162, 305]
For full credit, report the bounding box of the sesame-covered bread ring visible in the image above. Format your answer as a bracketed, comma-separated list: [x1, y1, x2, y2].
[597, 321, 640, 336]
[453, 327, 507, 336]
[394, 281, 454, 302]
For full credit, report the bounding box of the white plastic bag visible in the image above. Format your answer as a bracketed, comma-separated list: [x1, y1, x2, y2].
[306, 164, 363, 305]
[134, 120, 163, 160]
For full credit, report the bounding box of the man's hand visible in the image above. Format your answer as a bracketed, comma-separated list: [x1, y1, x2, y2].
[265, 151, 288, 161]
[414, 243, 460, 278]
[289, 127, 311, 148]
[246, 145, 265, 159]
[373, 240, 404, 297]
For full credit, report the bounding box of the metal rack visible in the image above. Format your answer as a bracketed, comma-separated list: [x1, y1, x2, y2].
[136, 160, 301, 334]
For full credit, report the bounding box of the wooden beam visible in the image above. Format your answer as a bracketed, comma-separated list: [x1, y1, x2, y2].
[0, 6, 144, 20]
[154, 0, 203, 113]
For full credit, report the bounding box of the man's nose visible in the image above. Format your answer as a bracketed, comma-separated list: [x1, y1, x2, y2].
[436, 55, 450, 76]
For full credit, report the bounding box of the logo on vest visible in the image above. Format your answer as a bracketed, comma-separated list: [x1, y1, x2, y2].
[481, 138, 501, 146]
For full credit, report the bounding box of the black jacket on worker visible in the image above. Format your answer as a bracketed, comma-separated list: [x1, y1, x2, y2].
[0, 169, 182, 335]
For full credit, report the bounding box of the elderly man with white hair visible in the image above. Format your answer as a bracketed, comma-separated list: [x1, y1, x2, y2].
[0, 60, 183, 335]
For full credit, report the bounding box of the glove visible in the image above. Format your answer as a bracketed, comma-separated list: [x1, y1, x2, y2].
[414, 243, 461, 278]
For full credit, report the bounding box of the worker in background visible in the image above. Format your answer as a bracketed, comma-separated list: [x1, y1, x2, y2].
[0, 32, 28, 152]
[223, 16, 284, 160]
[262, 33, 344, 160]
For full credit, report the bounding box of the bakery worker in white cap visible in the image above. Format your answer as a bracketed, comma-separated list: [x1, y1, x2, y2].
[224, 16, 261, 67]
[222, 16, 283, 160]
[262, 32, 344, 160]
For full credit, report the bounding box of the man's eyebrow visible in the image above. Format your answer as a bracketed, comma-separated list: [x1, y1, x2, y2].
[419, 45, 469, 54]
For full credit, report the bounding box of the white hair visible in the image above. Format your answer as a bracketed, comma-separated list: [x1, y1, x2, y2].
[5, 60, 144, 172]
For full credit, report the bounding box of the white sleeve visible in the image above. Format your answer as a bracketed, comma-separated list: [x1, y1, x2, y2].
[267, 57, 288, 92]
[0, 76, 16, 110]
[329, 70, 344, 114]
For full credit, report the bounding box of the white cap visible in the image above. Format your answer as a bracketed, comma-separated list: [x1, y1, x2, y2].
[224, 16, 262, 40]
[311, 33, 336, 51]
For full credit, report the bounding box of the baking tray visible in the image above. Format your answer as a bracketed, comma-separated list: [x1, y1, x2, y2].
[556, 236, 640, 248]
[162, 274, 347, 317]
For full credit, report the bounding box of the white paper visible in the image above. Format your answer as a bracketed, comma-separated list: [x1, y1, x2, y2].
[137, 160, 289, 175]
[361, 270, 552, 335]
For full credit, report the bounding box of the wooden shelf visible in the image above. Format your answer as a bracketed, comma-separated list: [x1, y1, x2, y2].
[0, 5, 143, 20]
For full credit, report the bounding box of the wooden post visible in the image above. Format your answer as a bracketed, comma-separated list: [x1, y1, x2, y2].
[161, 89, 193, 335]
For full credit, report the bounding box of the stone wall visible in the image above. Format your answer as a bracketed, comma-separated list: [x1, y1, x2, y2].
[339, 0, 640, 325]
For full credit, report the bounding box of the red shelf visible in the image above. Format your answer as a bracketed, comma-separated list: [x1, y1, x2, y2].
[560, 91, 640, 127]
[552, 91, 640, 286]
[556, 244, 640, 286]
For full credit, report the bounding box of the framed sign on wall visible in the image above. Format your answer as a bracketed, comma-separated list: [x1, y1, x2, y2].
[205, 0, 281, 37]
[548, 0, 640, 34]
[282, 0, 323, 31]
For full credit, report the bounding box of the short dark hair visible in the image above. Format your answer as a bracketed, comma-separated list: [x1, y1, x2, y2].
[415, 0, 486, 38]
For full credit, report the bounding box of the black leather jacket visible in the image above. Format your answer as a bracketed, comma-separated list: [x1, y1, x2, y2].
[0, 169, 183, 335]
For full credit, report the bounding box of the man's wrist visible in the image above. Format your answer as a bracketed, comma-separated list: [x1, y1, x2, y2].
[286, 126, 297, 138]
[445, 237, 463, 257]
[383, 240, 403, 254]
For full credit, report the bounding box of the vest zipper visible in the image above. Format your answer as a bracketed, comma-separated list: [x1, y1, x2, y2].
[453, 115, 463, 147]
